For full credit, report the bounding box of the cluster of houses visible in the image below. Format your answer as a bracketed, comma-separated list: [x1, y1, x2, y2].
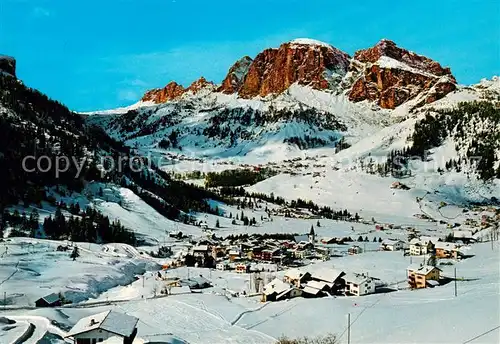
[408, 236, 469, 258]
[268, 207, 323, 220]
[261, 267, 379, 302]
[177, 228, 336, 271]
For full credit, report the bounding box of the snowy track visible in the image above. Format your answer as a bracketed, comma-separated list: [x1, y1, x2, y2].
[8, 316, 67, 344]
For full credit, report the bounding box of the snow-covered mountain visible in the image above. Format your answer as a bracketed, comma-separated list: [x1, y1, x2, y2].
[85, 38, 499, 212]
[88, 39, 498, 172]
[2, 37, 499, 231]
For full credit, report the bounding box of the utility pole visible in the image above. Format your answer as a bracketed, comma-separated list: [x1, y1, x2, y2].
[454, 267, 457, 297]
[4, 292, 6, 312]
[347, 313, 351, 344]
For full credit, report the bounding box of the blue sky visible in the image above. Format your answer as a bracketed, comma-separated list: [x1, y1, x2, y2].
[1, 0, 499, 111]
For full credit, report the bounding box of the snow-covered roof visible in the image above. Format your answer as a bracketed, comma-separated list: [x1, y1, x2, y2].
[420, 236, 441, 244]
[192, 276, 211, 285]
[276, 287, 294, 300]
[170, 286, 191, 295]
[343, 273, 372, 285]
[38, 293, 60, 304]
[193, 245, 209, 251]
[311, 268, 344, 283]
[263, 278, 292, 296]
[179, 276, 211, 288]
[427, 280, 440, 287]
[305, 280, 331, 290]
[289, 38, 332, 48]
[434, 242, 458, 250]
[453, 230, 474, 239]
[293, 235, 309, 243]
[382, 239, 403, 246]
[284, 268, 308, 280]
[407, 265, 442, 275]
[302, 286, 322, 295]
[66, 311, 138, 338]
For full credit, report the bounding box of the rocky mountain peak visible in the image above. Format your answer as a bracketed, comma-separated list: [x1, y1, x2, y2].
[347, 39, 457, 109]
[0, 55, 16, 77]
[237, 40, 351, 98]
[139, 38, 459, 109]
[141, 81, 185, 103]
[186, 77, 216, 94]
[141, 77, 216, 103]
[354, 39, 452, 76]
[218, 56, 253, 94]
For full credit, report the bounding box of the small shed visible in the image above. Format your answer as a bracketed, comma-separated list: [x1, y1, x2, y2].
[348, 245, 363, 255]
[35, 293, 62, 308]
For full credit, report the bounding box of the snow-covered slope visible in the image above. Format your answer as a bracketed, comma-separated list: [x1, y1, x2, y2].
[88, 83, 397, 163]
[246, 78, 500, 220]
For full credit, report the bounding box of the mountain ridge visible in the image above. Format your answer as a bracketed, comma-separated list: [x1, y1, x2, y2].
[140, 38, 457, 110]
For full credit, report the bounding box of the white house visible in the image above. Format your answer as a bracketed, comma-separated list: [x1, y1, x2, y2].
[192, 245, 209, 258]
[380, 239, 404, 251]
[65, 311, 138, 344]
[409, 239, 430, 255]
[344, 273, 376, 296]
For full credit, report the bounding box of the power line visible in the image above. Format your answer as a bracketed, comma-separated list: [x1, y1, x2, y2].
[462, 325, 500, 344]
[337, 296, 384, 341]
